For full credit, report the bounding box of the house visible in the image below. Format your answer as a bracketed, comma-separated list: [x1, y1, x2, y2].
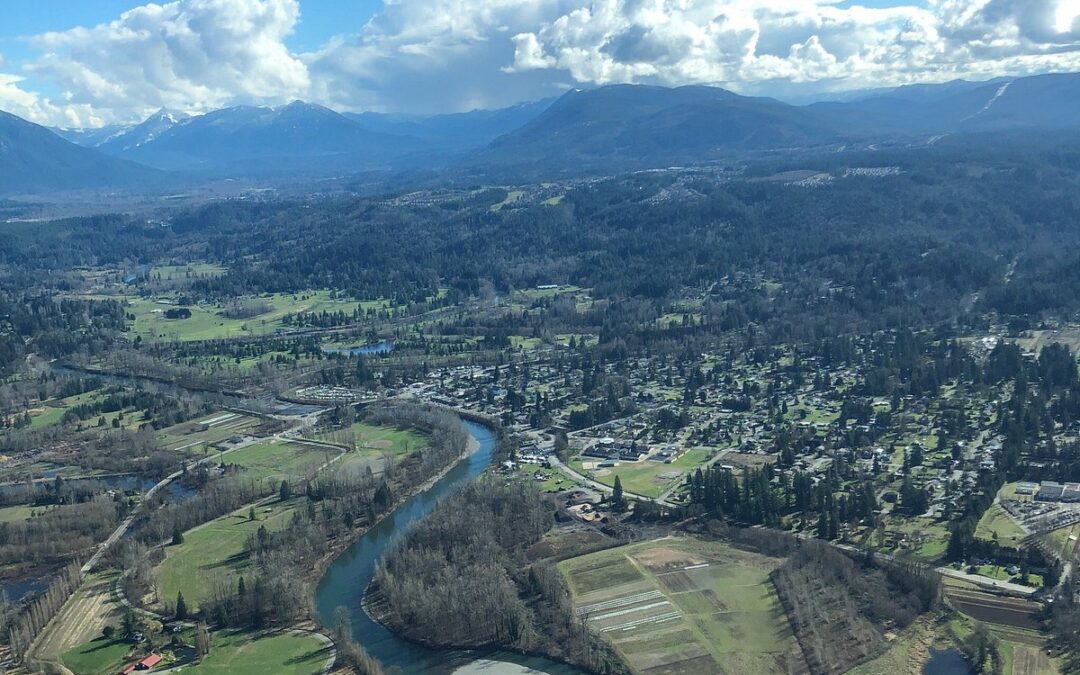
[137, 653, 162, 670]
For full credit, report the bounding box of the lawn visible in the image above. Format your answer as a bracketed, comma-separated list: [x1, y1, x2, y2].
[560, 537, 803, 674]
[222, 439, 335, 486]
[975, 504, 1026, 547]
[1047, 522, 1080, 560]
[63, 638, 133, 675]
[156, 499, 299, 610]
[519, 463, 572, 493]
[186, 629, 329, 675]
[573, 448, 712, 498]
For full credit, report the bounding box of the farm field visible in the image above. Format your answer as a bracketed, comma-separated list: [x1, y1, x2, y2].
[184, 629, 329, 675]
[35, 572, 122, 672]
[946, 587, 1043, 631]
[559, 537, 805, 674]
[572, 448, 713, 498]
[222, 438, 336, 485]
[156, 411, 263, 452]
[156, 498, 299, 610]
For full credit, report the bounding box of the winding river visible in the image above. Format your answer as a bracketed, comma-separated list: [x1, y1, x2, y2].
[314, 419, 583, 675]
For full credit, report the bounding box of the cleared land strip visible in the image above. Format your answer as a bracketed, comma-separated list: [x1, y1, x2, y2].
[592, 601, 673, 623]
[600, 611, 682, 633]
[576, 590, 664, 615]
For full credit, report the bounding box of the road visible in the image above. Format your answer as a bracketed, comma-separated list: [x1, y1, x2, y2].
[80, 408, 326, 577]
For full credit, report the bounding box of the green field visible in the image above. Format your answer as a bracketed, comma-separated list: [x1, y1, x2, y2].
[122, 290, 377, 342]
[152, 262, 227, 281]
[573, 448, 713, 498]
[157, 499, 299, 610]
[560, 537, 804, 674]
[519, 463, 573, 493]
[975, 504, 1026, 547]
[318, 422, 428, 459]
[222, 439, 335, 486]
[186, 629, 329, 675]
[63, 638, 134, 675]
[1049, 523, 1080, 562]
[0, 504, 34, 522]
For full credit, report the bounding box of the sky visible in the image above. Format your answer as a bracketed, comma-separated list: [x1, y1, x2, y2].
[2, 0, 1080, 128]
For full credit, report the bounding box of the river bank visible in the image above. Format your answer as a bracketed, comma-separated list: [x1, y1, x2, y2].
[314, 419, 582, 675]
[306, 424, 482, 619]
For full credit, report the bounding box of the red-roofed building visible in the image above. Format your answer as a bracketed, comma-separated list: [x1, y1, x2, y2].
[119, 665, 136, 675]
[136, 653, 162, 670]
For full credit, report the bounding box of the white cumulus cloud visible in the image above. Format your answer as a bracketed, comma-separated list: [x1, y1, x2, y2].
[26, 0, 308, 124]
[6, 0, 1080, 126]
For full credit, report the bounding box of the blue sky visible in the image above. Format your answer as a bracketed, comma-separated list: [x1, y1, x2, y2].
[1, 0, 1078, 127]
[0, 1, 383, 61]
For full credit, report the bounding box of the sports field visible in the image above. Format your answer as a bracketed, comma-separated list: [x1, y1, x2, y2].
[156, 499, 299, 610]
[560, 537, 806, 674]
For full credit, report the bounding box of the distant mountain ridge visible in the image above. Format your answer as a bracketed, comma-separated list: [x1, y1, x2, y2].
[0, 110, 156, 195]
[52, 99, 557, 177]
[9, 70, 1080, 192]
[477, 85, 841, 170]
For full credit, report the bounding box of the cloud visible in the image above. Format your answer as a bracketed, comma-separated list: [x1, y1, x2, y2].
[0, 70, 101, 127]
[7, 0, 1080, 125]
[26, 0, 308, 123]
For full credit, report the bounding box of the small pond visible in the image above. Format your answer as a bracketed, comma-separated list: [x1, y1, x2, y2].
[923, 648, 972, 675]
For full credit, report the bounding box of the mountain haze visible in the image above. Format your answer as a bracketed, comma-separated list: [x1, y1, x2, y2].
[478, 85, 840, 170]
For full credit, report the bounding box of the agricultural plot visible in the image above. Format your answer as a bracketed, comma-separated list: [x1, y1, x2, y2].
[560, 537, 805, 675]
[156, 411, 262, 452]
[156, 499, 299, 610]
[35, 572, 122, 672]
[946, 587, 1043, 631]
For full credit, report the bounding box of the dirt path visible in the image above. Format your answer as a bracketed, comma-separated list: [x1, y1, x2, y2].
[31, 573, 120, 666]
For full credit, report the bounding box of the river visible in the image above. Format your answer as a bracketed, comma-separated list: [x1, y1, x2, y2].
[314, 419, 583, 675]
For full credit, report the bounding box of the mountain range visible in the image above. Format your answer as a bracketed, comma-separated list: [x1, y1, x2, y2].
[6, 71, 1080, 195]
[0, 111, 156, 195]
